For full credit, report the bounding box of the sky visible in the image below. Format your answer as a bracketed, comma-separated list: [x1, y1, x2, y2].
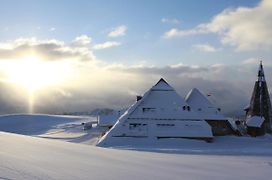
[0, 0, 271, 116]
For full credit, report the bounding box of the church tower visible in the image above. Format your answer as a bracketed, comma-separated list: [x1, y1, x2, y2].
[246, 61, 272, 134]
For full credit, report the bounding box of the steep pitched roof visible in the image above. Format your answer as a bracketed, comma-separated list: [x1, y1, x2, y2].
[128, 78, 198, 119]
[185, 88, 224, 119]
[151, 78, 173, 91]
[185, 88, 213, 108]
[97, 79, 213, 147]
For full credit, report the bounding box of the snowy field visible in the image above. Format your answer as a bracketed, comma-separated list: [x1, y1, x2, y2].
[1, 132, 272, 180]
[1, 114, 272, 179]
[0, 114, 103, 145]
[1, 114, 272, 155]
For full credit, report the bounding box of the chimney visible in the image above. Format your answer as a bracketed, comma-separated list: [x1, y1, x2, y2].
[136, 96, 142, 101]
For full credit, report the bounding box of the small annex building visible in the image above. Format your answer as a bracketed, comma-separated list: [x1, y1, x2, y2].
[246, 116, 265, 137]
[185, 88, 235, 136]
[98, 110, 125, 128]
[97, 78, 213, 147]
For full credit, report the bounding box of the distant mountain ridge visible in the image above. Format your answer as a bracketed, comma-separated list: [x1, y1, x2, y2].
[63, 108, 114, 116]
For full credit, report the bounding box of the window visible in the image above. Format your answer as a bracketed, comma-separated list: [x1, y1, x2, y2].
[183, 105, 191, 111]
[142, 108, 156, 113]
[129, 123, 147, 129]
[157, 124, 175, 127]
[129, 123, 141, 129]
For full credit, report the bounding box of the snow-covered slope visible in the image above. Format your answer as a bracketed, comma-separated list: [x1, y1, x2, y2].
[1, 114, 272, 156]
[0, 114, 100, 144]
[1, 131, 272, 180]
[0, 114, 86, 135]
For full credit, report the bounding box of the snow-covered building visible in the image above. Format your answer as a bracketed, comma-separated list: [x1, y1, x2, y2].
[97, 78, 213, 147]
[245, 61, 272, 136]
[98, 110, 124, 128]
[185, 88, 235, 136]
[246, 116, 265, 137]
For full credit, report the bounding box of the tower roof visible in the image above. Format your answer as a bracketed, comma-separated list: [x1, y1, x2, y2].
[246, 61, 272, 133]
[258, 61, 266, 82]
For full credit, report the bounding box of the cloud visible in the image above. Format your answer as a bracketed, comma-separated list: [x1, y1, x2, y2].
[161, 18, 180, 24]
[108, 25, 127, 37]
[0, 57, 270, 116]
[163, 25, 207, 38]
[0, 82, 29, 113]
[205, 0, 272, 50]
[105, 62, 271, 116]
[193, 44, 219, 52]
[107, 63, 208, 77]
[93, 41, 121, 50]
[73, 35, 91, 46]
[0, 37, 95, 61]
[0, 37, 270, 117]
[164, 0, 272, 50]
[242, 58, 260, 65]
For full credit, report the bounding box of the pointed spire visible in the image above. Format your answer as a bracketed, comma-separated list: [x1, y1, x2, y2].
[258, 61, 265, 82]
[246, 61, 272, 134]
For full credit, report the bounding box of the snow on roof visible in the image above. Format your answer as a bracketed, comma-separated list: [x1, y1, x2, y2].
[244, 104, 250, 111]
[246, 116, 265, 128]
[98, 112, 120, 127]
[185, 88, 224, 120]
[97, 79, 213, 146]
[185, 88, 213, 107]
[151, 78, 174, 91]
[127, 79, 200, 119]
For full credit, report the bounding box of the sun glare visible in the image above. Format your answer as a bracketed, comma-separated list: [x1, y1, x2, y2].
[0, 55, 74, 113]
[0, 55, 71, 91]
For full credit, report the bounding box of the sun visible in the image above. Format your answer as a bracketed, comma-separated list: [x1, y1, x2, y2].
[0, 55, 71, 91]
[0, 54, 74, 113]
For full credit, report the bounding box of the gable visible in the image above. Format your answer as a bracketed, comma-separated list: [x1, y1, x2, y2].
[185, 88, 223, 119]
